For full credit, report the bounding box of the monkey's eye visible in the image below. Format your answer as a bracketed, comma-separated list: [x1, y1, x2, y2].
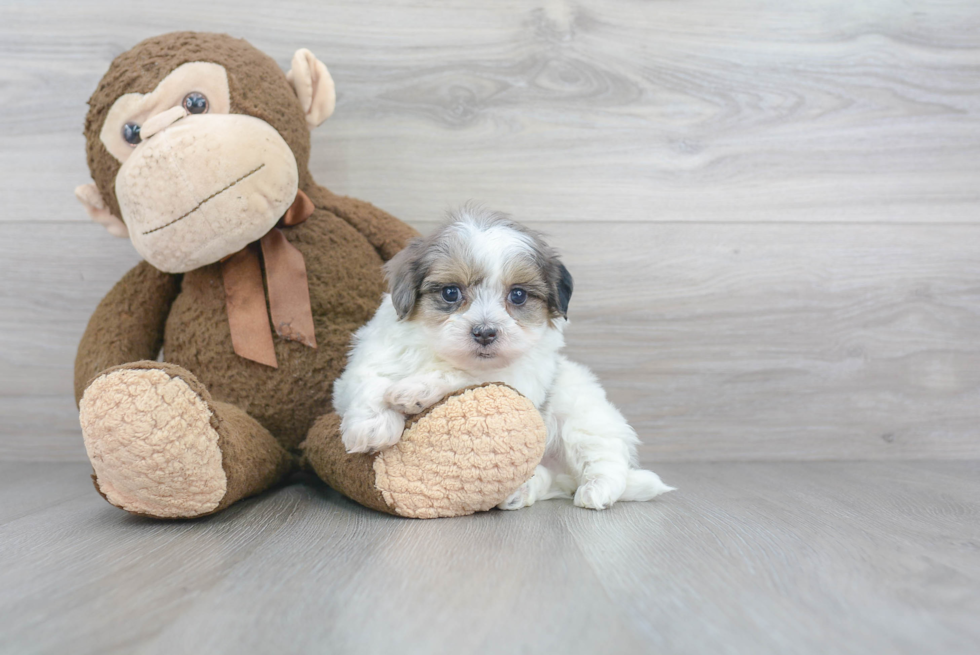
[508, 288, 527, 305]
[122, 122, 141, 146]
[441, 286, 461, 303]
[183, 92, 209, 114]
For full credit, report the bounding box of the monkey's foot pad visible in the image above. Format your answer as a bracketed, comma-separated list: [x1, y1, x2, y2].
[374, 384, 548, 518]
[79, 367, 226, 518]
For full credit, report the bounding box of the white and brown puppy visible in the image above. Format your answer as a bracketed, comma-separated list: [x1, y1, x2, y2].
[332, 206, 673, 510]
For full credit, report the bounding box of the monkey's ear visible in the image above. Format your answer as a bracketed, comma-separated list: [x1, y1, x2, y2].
[75, 184, 128, 238]
[286, 48, 336, 129]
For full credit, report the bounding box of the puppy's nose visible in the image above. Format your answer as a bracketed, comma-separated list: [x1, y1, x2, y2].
[471, 325, 497, 346]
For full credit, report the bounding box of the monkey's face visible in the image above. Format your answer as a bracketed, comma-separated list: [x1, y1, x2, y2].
[99, 62, 298, 273]
[77, 35, 335, 274]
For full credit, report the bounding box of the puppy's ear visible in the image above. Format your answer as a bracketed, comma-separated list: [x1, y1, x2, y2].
[547, 260, 573, 319]
[384, 238, 427, 320]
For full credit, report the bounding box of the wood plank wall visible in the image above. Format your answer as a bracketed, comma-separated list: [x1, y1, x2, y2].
[1, 0, 978, 461]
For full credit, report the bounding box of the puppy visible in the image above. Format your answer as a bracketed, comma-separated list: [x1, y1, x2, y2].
[332, 206, 673, 510]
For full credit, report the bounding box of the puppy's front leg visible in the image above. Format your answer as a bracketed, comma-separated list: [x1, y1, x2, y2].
[383, 371, 469, 415]
[498, 465, 571, 510]
[340, 378, 406, 453]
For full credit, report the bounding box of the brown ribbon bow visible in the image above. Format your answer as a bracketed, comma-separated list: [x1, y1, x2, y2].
[221, 189, 317, 368]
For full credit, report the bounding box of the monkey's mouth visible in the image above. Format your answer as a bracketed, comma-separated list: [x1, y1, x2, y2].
[141, 163, 266, 235]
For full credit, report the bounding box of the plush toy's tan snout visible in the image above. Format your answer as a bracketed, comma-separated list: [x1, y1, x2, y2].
[117, 114, 299, 273]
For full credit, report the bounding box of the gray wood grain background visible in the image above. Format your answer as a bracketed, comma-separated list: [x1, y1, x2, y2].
[2, 0, 979, 461]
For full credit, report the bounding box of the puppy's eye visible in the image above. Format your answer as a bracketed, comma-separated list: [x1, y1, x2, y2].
[441, 286, 461, 303]
[122, 122, 142, 146]
[508, 288, 527, 305]
[183, 92, 209, 114]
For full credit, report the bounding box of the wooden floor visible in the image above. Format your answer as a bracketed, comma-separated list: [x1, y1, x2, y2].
[1, 460, 977, 655]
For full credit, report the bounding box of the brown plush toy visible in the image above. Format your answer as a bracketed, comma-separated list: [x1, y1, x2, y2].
[73, 32, 546, 519]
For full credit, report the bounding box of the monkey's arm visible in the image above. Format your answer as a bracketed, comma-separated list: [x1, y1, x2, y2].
[74, 261, 181, 405]
[308, 186, 419, 261]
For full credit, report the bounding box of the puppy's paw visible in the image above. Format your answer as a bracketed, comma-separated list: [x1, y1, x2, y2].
[498, 480, 536, 511]
[341, 409, 406, 453]
[574, 476, 626, 511]
[384, 377, 446, 415]
[498, 465, 556, 511]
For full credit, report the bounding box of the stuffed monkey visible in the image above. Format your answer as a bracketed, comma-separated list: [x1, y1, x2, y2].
[74, 32, 545, 519]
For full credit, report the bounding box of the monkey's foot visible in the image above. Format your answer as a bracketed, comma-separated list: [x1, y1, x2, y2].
[79, 363, 227, 518]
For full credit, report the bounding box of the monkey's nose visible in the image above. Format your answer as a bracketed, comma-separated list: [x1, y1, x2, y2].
[139, 106, 188, 140]
[471, 325, 498, 346]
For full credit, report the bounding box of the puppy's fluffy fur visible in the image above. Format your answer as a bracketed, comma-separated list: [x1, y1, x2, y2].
[333, 206, 673, 510]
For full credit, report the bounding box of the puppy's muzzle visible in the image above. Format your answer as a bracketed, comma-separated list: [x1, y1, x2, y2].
[471, 325, 498, 346]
